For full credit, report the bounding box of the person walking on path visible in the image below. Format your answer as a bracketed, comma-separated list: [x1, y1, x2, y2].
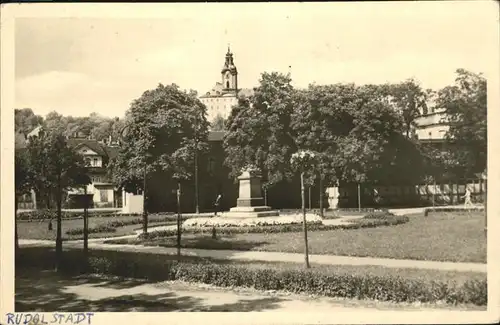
[462, 187, 474, 208]
[214, 193, 222, 216]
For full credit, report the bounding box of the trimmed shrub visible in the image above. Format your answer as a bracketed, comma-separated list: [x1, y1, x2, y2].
[16, 247, 487, 306]
[16, 210, 127, 222]
[424, 207, 484, 215]
[66, 224, 117, 235]
[363, 211, 396, 219]
[64, 216, 178, 235]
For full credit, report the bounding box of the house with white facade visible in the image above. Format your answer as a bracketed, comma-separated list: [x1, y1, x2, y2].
[66, 137, 120, 208]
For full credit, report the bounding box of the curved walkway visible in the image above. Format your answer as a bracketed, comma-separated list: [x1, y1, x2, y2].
[19, 238, 486, 273]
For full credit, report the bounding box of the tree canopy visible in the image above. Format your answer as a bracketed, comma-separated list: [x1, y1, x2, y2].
[41, 110, 124, 142]
[109, 83, 210, 193]
[224, 72, 296, 186]
[437, 69, 487, 178]
[292, 83, 424, 186]
[25, 127, 91, 206]
[15, 108, 43, 136]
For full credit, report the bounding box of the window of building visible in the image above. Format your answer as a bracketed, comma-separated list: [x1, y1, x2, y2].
[100, 190, 108, 202]
[226, 81, 230, 88]
[428, 131, 432, 137]
[208, 158, 216, 174]
[93, 158, 98, 166]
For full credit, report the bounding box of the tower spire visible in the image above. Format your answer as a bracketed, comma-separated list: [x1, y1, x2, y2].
[227, 43, 231, 54]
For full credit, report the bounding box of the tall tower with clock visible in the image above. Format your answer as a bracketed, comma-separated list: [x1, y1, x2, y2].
[221, 46, 238, 92]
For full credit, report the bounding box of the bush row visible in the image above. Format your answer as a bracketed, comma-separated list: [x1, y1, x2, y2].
[17, 209, 135, 222]
[139, 214, 409, 240]
[363, 211, 397, 219]
[16, 248, 487, 306]
[66, 224, 118, 236]
[65, 216, 178, 235]
[424, 207, 485, 216]
[17, 209, 206, 222]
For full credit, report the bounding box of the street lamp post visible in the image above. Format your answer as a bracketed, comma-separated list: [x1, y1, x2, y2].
[142, 164, 148, 234]
[483, 169, 487, 237]
[291, 150, 316, 269]
[83, 186, 89, 256]
[194, 112, 200, 214]
[300, 171, 310, 268]
[120, 124, 150, 235]
[176, 182, 182, 257]
[195, 149, 199, 214]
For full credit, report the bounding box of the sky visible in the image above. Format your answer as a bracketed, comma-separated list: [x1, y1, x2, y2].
[14, 1, 498, 119]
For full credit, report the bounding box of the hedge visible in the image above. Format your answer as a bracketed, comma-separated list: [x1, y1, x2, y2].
[17, 210, 133, 222]
[65, 217, 178, 235]
[16, 248, 487, 306]
[139, 213, 409, 240]
[424, 207, 485, 216]
[17, 210, 207, 223]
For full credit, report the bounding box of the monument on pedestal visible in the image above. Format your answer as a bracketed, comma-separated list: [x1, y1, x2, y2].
[224, 167, 279, 218]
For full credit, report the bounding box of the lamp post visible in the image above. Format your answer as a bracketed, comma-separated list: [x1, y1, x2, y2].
[483, 169, 487, 237]
[142, 164, 148, 234]
[83, 186, 89, 256]
[194, 112, 200, 214]
[120, 124, 149, 234]
[300, 171, 310, 268]
[176, 181, 182, 257]
[291, 150, 316, 269]
[357, 183, 361, 212]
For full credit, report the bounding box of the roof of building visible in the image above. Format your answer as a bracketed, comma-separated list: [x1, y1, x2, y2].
[67, 138, 108, 157]
[104, 145, 120, 160]
[200, 87, 254, 99]
[26, 126, 42, 138]
[237, 88, 254, 98]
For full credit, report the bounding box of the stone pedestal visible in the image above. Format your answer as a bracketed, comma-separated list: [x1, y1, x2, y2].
[225, 169, 279, 218]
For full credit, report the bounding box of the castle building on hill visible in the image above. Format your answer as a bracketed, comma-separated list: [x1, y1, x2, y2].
[199, 47, 254, 122]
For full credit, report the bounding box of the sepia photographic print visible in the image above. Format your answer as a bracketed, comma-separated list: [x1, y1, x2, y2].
[1, 2, 499, 324]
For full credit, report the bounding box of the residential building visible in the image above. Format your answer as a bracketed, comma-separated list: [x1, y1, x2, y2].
[66, 137, 120, 208]
[199, 47, 254, 122]
[414, 107, 449, 144]
[19, 127, 122, 209]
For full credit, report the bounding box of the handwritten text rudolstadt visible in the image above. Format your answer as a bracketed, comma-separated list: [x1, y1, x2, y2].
[5, 313, 94, 325]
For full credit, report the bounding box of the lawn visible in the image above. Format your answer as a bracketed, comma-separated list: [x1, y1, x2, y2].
[17, 215, 176, 241]
[108, 211, 486, 263]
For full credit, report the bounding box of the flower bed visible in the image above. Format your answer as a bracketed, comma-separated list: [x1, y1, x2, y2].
[138, 213, 409, 240]
[183, 213, 323, 228]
